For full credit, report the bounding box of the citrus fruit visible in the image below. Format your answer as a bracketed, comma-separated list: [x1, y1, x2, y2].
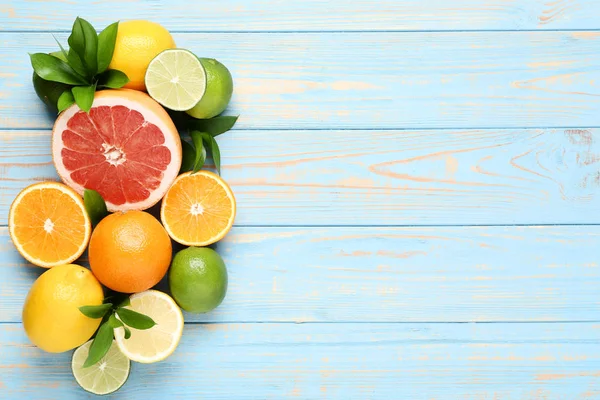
[22, 264, 104, 353]
[109, 20, 176, 91]
[72, 340, 130, 395]
[52, 89, 182, 212]
[88, 210, 172, 293]
[113, 290, 183, 363]
[169, 247, 228, 313]
[145, 49, 207, 111]
[9, 182, 91, 268]
[185, 58, 233, 119]
[160, 171, 236, 246]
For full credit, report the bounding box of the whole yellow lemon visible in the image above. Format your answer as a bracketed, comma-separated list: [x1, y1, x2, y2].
[22, 264, 104, 353]
[109, 20, 176, 91]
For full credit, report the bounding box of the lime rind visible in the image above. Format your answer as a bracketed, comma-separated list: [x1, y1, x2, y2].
[72, 340, 131, 395]
[145, 49, 207, 111]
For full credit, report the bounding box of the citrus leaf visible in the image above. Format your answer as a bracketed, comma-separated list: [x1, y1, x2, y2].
[83, 322, 114, 368]
[79, 303, 113, 319]
[118, 297, 131, 308]
[83, 189, 108, 225]
[116, 308, 156, 330]
[188, 115, 238, 137]
[180, 139, 195, 173]
[97, 21, 119, 74]
[67, 48, 88, 79]
[98, 69, 129, 89]
[123, 326, 131, 339]
[52, 35, 69, 62]
[29, 53, 87, 85]
[108, 313, 124, 329]
[201, 133, 221, 174]
[57, 90, 75, 113]
[68, 17, 98, 77]
[72, 83, 96, 113]
[190, 131, 206, 173]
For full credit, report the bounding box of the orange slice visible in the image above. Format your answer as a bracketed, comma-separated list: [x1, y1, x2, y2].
[160, 171, 236, 246]
[9, 182, 91, 268]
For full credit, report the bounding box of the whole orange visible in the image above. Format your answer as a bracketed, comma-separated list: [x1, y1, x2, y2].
[89, 211, 172, 293]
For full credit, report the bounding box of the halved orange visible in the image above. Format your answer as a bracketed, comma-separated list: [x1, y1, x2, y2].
[9, 182, 91, 268]
[160, 171, 236, 246]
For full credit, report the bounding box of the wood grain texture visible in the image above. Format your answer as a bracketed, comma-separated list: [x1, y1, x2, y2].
[2, 226, 599, 323]
[1, 31, 600, 130]
[1, 322, 599, 399]
[1, 0, 600, 31]
[2, 128, 600, 226]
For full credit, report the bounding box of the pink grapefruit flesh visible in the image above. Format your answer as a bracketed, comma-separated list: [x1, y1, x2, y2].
[52, 90, 182, 212]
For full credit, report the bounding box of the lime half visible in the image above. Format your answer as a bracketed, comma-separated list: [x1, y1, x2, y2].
[145, 49, 207, 111]
[72, 340, 130, 395]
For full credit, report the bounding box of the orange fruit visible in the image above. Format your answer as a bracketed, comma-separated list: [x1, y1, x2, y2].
[160, 171, 236, 246]
[9, 182, 91, 268]
[52, 89, 182, 212]
[88, 210, 172, 293]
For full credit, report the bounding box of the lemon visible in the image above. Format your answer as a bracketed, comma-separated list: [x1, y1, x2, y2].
[109, 20, 176, 91]
[22, 264, 104, 353]
[113, 290, 183, 363]
[185, 58, 233, 119]
[72, 340, 130, 395]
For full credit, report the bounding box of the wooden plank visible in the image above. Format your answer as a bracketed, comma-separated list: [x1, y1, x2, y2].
[2, 128, 600, 226]
[1, 322, 599, 398]
[1, 0, 600, 32]
[1, 31, 600, 130]
[1, 226, 600, 323]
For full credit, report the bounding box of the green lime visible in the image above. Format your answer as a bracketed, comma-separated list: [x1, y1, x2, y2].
[145, 49, 207, 111]
[32, 51, 71, 112]
[169, 247, 228, 313]
[185, 58, 233, 119]
[72, 340, 130, 395]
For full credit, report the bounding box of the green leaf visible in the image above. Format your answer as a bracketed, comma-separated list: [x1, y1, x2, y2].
[83, 189, 108, 225]
[83, 322, 114, 368]
[180, 139, 195, 173]
[108, 313, 123, 329]
[188, 115, 239, 137]
[123, 326, 131, 339]
[118, 297, 131, 308]
[97, 21, 119, 74]
[57, 90, 75, 113]
[201, 133, 221, 174]
[190, 131, 207, 173]
[29, 53, 86, 85]
[79, 303, 113, 319]
[72, 83, 96, 112]
[68, 17, 98, 77]
[51, 35, 69, 62]
[98, 69, 129, 89]
[67, 48, 88, 79]
[116, 308, 156, 330]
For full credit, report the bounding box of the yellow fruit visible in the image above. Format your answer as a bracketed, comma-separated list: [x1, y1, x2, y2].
[22, 264, 104, 353]
[109, 20, 176, 91]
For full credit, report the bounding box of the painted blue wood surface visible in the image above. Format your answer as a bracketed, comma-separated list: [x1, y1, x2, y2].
[1, 31, 600, 130]
[1, 0, 600, 398]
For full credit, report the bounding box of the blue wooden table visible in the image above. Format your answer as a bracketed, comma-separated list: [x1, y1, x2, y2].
[1, 1, 600, 398]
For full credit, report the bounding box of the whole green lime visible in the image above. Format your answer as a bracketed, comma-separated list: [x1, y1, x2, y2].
[185, 58, 233, 119]
[32, 51, 71, 112]
[169, 247, 228, 313]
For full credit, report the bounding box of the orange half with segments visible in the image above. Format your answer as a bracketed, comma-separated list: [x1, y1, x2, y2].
[160, 171, 236, 246]
[9, 182, 91, 268]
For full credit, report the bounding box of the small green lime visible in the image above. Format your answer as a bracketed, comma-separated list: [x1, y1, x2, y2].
[169, 247, 228, 313]
[185, 58, 233, 119]
[32, 51, 71, 112]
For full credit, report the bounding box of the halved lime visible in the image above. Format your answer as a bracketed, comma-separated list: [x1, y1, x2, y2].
[145, 49, 207, 111]
[72, 340, 131, 395]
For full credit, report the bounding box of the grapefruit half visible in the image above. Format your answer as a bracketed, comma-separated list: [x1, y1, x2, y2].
[52, 90, 182, 211]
